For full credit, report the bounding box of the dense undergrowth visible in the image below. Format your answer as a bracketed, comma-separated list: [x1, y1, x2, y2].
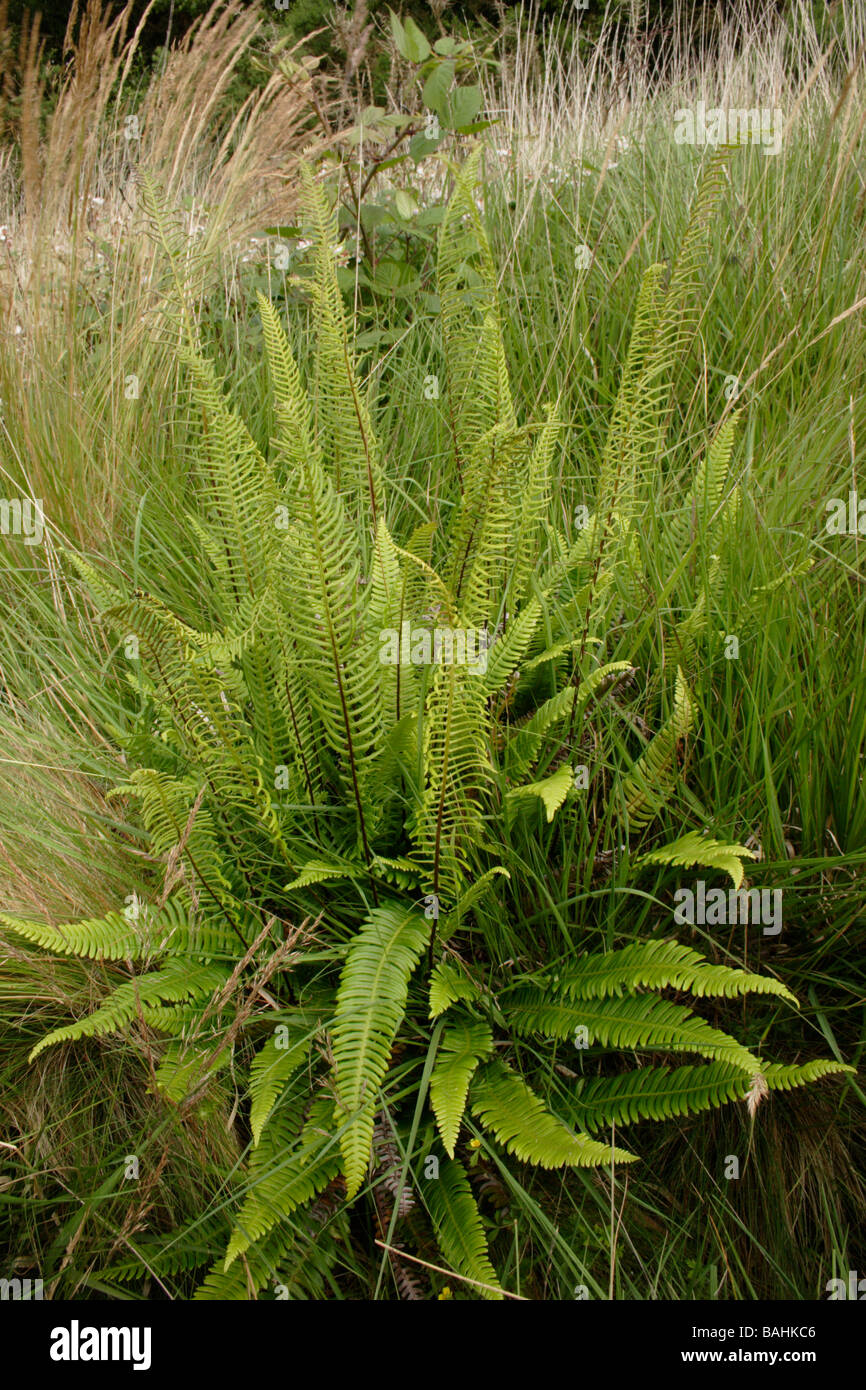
[0, 0, 863, 1300]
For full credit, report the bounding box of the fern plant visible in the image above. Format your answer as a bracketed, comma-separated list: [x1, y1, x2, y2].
[1, 151, 851, 1300]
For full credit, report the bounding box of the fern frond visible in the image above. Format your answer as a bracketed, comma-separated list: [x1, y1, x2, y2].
[470, 1060, 637, 1168]
[762, 1059, 855, 1094]
[0, 895, 196, 961]
[430, 1021, 493, 1156]
[437, 146, 511, 464]
[299, 166, 384, 521]
[616, 666, 694, 829]
[567, 1060, 755, 1131]
[437, 866, 511, 944]
[411, 655, 494, 907]
[28, 959, 227, 1060]
[249, 1025, 315, 1146]
[506, 762, 573, 823]
[509, 988, 765, 1073]
[429, 961, 483, 1019]
[505, 662, 633, 779]
[635, 830, 757, 889]
[546, 939, 797, 1005]
[223, 1094, 341, 1269]
[426, 1157, 504, 1298]
[331, 905, 428, 1197]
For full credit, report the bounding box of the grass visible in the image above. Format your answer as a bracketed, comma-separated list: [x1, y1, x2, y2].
[0, 0, 864, 1299]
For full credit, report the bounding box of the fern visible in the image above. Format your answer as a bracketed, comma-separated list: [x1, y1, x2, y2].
[545, 938, 797, 1004]
[430, 1020, 493, 1156]
[425, 1158, 504, 1298]
[0, 895, 197, 961]
[635, 830, 758, 889]
[429, 961, 483, 1018]
[248, 1024, 316, 1146]
[567, 1061, 756, 1131]
[222, 1093, 341, 1269]
[616, 666, 695, 829]
[506, 763, 574, 824]
[6, 152, 849, 1299]
[509, 990, 765, 1074]
[470, 1060, 637, 1168]
[332, 905, 428, 1197]
[28, 959, 227, 1060]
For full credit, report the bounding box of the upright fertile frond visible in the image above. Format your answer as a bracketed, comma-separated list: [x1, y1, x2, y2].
[258, 292, 383, 851]
[411, 657, 493, 906]
[505, 661, 634, 780]
[591, 153, 731, 603]
[299, 165, 384, 523]
[437, 147, 513, 463]
[507, 406, 562, 607]
[139, 173, 201, 346]
[482, 595, 544, 692]
[331, 905, 428, 1197]
[445, 423, 533, 622]
[597, 261, 666, 525]
[617, 666, 695, 829]
[367, 516, 409, 729]
[667, 411, 741, 562]
[643, 149, 733, 410]
[179, 347, 278, 611]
